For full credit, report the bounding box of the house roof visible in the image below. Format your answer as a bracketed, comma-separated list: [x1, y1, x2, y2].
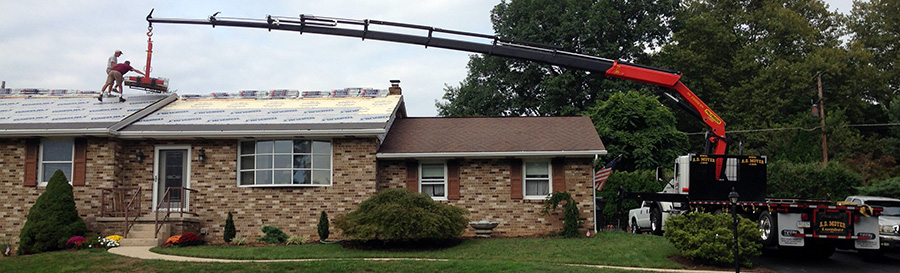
[119, 95, 403, 139]
[0, 88, 404, 139]
[376, 116, 606, 158]
[0, 91, 175, 137]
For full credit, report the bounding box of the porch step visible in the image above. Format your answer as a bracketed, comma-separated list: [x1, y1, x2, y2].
[119, 238, 158, 247]
[120, 223, 169, 247]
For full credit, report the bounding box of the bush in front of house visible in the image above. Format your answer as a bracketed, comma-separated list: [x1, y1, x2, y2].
[18, 170, 87, 255]
[335, 188, 469, 242]
[664, 212, 761, 268]
[224, 212, 236, 243]
[258, 226, 289, 244]
[318, 211, 329, 241]
[176, 232, 204, 247]
[542, 191, 583, 238]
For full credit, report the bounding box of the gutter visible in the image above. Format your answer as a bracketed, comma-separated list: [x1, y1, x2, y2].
[117, 128, 387, 139]
[376, 150, 607, 159]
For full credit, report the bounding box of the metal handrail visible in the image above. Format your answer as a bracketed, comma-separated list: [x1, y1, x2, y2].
[154, 187, 199, 238]
[123, 187, 142, 237]
[99, 187, 143, 237]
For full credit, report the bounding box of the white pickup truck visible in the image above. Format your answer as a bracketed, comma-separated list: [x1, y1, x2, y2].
[628, 201, 673, 235]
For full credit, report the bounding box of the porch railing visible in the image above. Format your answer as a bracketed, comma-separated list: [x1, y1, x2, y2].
[155, 187, 199, 238]
[99, 187, 142, 237]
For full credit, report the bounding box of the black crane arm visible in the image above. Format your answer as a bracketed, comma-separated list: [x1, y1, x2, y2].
[146, 11, 727, 156]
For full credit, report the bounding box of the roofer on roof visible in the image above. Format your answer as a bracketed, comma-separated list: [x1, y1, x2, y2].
[107, 50, 122, 74]
[100, 60, 144, 102]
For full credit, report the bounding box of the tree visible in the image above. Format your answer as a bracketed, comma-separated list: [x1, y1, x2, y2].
[656, 0, 868, 155]
[848, 0, 900, 104]
[437, 0, 679, 117]
[18, 170, 86, 255]
[585, 90, 689, 171]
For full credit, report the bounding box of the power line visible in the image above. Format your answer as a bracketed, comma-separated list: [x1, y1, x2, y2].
[685, 123, 900, 135]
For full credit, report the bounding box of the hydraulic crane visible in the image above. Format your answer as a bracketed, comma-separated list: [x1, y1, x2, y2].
[146, 11, 727, 157]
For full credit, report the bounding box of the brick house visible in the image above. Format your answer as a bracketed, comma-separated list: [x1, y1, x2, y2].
[0, 84, 605, 247]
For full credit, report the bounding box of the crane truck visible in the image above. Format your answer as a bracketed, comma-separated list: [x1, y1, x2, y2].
[145, 10, 883, 258]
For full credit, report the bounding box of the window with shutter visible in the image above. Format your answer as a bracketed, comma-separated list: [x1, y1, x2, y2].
[38, 138, 75, 186]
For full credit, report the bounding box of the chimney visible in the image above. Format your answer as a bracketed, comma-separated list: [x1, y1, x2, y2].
[388, 80, 401, 95]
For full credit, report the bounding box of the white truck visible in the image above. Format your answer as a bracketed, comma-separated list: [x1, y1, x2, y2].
[626, 154, 883, 259]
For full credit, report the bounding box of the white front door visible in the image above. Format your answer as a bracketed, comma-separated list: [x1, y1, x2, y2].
[154, 146, 191, 211]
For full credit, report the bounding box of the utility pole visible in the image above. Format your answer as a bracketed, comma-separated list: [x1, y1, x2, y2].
[816, 72, 828, 165]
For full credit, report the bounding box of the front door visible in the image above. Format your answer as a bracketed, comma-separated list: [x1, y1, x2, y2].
[155, 147, 189, 211]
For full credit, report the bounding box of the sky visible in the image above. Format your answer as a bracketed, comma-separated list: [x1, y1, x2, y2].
[0, 0, 860, 117]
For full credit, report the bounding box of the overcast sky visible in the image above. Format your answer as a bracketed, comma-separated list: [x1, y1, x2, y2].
[0, 0, 859, 117]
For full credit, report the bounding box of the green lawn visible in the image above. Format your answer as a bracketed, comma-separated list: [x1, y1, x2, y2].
[152, 231, 680, 268]
[0, 232, 681, 273]
[0, 250, 665, 273]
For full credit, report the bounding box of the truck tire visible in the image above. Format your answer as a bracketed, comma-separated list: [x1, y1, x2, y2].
[758, 211, 777, 247]
[631, 218, 640, 234]
[650, 207, 663, 236]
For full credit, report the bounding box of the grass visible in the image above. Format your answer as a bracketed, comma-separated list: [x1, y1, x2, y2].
[151, 231, 681, 269]
[0, 232, 681, 272]
[0, 250, 664, 273]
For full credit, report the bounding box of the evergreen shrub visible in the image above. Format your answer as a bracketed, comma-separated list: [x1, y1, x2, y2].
[318, 211, 329, 241]
[335, 189, 469, 241]
[258, 226, 288, 244]
[856, 177, 900, 199]
[18, 170, 87, 255]
[543, 192, 582, 237]
[767, 160, 861, 201]
[224, 212, 236, 243]
[665, 212, 761, 267]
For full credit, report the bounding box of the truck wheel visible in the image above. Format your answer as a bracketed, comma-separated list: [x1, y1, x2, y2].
[758, 211, 777, 247]
[631, 218, 640, 234]
[650, 207, 663, 236]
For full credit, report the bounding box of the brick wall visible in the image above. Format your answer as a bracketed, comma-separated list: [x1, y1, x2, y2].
[377, 158, 596, 237]
[131, 138, 380, 243]
[0, 137, 121, 250]
[2, 136, 597, 249]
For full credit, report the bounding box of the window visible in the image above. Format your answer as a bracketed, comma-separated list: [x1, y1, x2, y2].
[238, 140, 332, 186]
[420, 162, 447, 200]
[524, 160, 551, 198]
[39, 138, 74, 186]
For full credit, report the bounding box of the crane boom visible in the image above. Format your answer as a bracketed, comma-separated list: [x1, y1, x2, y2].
[146, 11, 727, 157]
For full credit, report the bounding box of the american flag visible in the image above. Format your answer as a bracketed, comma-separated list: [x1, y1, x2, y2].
[594, 155, 621, 192]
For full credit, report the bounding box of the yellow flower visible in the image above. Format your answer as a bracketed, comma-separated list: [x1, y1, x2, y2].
[106, 235, 124, 243]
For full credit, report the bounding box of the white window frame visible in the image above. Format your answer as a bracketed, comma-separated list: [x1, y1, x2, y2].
[523, 159, 552, 199]
[419, 161, 448, 200]
[237, 139, 333, 187]
[38, 137, 74, 186]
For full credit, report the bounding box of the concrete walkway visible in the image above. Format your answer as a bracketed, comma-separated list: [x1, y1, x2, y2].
[108, 246, 730, 273]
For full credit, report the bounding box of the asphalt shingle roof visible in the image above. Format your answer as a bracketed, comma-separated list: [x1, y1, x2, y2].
[377, 116, 605, 155]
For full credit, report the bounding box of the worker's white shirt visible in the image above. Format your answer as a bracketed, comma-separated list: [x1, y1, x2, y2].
[108, 55, 118, 69]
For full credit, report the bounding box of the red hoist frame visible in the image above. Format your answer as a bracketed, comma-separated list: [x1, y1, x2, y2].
[124, 18, 170, 93]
